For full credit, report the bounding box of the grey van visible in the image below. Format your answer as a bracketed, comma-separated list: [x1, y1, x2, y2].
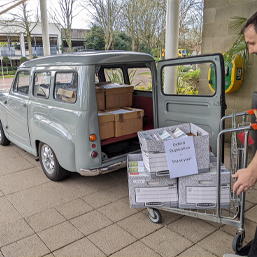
[0, 51, 225, 181]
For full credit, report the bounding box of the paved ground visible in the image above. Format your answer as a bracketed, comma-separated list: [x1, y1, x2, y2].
[0, 77, 13, 90]
[0, 142, 256, 257]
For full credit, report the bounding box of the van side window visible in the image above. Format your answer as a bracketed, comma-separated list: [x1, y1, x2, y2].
[13, 70, 30, 95]
[54, 72, 77, 103]
[33, 72, 51, 98]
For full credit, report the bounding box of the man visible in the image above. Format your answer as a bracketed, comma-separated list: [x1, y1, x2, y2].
[224, 10, 257, 257]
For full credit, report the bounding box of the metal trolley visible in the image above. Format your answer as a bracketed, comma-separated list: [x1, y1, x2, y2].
[147, 110, 257, 252]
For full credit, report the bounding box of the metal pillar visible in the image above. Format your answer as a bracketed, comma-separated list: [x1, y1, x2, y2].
[39, 0, 50, 56]
[164, 0, 180, 94]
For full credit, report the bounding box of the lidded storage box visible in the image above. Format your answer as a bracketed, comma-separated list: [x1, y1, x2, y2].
[178, 158, 231, 209]
[97, 83, 134, 109]
[96, 86, 105, 111]
[138, 123, 210, 177]
[98, 111, 115, 140]
[127, 154, 178, 208]
[104, 107, 144, 137]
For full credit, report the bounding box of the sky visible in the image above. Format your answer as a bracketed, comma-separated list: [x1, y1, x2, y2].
[0, 0, 91, 29]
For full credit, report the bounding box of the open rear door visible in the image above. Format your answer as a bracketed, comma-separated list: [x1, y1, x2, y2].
[155, 53, 225, 155]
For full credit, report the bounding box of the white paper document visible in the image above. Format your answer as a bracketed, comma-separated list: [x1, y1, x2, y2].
[164, 136, 198, 179]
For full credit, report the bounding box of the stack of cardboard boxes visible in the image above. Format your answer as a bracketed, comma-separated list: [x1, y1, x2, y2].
[96, 83, 144, 140]
[127, 124, 231, 210]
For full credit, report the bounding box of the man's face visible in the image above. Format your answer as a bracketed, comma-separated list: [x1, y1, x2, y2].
[244, 24, 257, 55]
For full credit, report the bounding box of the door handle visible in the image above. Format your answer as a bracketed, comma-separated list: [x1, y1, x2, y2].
[22, 103, 27, 107]
[4, 100, 7, 105]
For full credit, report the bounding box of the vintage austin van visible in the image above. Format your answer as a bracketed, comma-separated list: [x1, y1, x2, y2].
[0, 51, 225, 181]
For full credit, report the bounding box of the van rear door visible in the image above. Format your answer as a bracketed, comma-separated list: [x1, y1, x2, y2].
[155, 53, 225, 155]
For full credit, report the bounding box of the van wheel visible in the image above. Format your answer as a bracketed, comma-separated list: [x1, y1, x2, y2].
[0, 121, 10, 146]
[39, 142, 67, 181]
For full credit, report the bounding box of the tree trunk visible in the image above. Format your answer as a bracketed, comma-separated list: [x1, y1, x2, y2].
[27, 36, 33, 59]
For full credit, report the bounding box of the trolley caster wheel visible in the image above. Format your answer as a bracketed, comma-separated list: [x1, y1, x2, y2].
[232, 233, 244, 252]
[148, 208, 162, 223]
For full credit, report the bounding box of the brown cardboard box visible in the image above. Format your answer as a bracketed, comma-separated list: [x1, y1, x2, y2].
[97, 83, 134, 109]
[98, 111, 115, 140]
[96, 87, 105, 111]
[104, 107, 144, 137]
[57, 88, 76, 102]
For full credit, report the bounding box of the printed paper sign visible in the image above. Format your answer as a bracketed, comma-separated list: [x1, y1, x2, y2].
[164, 136, 198, 179]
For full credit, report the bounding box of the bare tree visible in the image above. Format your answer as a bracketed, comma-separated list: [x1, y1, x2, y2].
[179, 0, 204, 54]
[81, 0, 124, 50]
[0, 1, 39, 59]
[50, 0, 80, 52]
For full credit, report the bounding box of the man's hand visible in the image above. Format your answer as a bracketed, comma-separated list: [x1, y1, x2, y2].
[233, 167, 257, 194]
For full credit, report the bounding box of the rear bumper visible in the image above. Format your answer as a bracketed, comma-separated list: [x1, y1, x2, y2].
[79, 160, 127, 176]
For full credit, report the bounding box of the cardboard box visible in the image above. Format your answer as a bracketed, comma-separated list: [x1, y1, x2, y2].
[104, 107, 144, 137]
[178, 163, 231, 209]
[96, 86, 105, 111]
[98, 111, 115, 140]
[138, 123, 210, 173]
[97, 83, 134, 109]
[127, 154, 178, 208]
[57, 88, 76, 102]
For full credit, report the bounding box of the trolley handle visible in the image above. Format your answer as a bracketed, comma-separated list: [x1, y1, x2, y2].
[251, 123, 257, 130]
[219, 109, 257, 131]
[246, 109, 257, 116]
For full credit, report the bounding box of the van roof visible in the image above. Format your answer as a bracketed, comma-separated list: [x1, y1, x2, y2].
[19, 51, 155, 68]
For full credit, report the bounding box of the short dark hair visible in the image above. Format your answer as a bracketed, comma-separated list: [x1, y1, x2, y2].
[241, 11, 257, 34]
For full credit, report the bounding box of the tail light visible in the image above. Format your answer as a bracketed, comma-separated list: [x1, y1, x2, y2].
[91, 151, 98, 158]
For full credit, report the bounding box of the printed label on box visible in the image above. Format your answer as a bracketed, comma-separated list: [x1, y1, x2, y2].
[186, 185, 230, 205]
[135, 186, 178, 203]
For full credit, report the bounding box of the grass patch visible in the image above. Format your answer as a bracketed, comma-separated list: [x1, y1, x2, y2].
[0, 75, 15, 79]
[137, 72, 151, 76]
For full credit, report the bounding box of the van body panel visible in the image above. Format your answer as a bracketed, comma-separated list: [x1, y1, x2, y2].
[0, 51, 225, 179]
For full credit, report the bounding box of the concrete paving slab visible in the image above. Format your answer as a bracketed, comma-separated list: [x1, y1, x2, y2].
[108, 168, 128, 183]
[1, 234, 50, 257]
[87, 224, 137, 256]
[60, 173, 119, 198]
[53, 237, 106, 257]
[0, 219, 34, 247]
[37, 221, 84, 252]
[55, 198, 93, 220]
[82, 183, 129, 209]
[140, 227, 193, 256]
[178, 245, 217, 256]
[0, 167, 49, 195]
[198, 230, 236, 256]
[245, 205, 257, 223]
[117, 212, 163, 239]
[0, 196, 22, 227]
[97, 199, 138, 222]
[245, 188, 257, 204]
[168, 216, 217, 243]
[221, 218, 257, 243]
[0, 156, 34, 176]
[6, 182, 78, 217]
[70, 210, 113, 236]
[82, 187, 123, 209]
[110, 241, 161, 256]
[25, 208, 66, 233]
[0, 146, 22, 159]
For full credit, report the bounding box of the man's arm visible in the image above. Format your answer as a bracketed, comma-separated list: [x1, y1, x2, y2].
[233, 152, 257, 194]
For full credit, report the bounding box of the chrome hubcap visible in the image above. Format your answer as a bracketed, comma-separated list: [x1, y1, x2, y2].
[41, 144, 55, 174]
